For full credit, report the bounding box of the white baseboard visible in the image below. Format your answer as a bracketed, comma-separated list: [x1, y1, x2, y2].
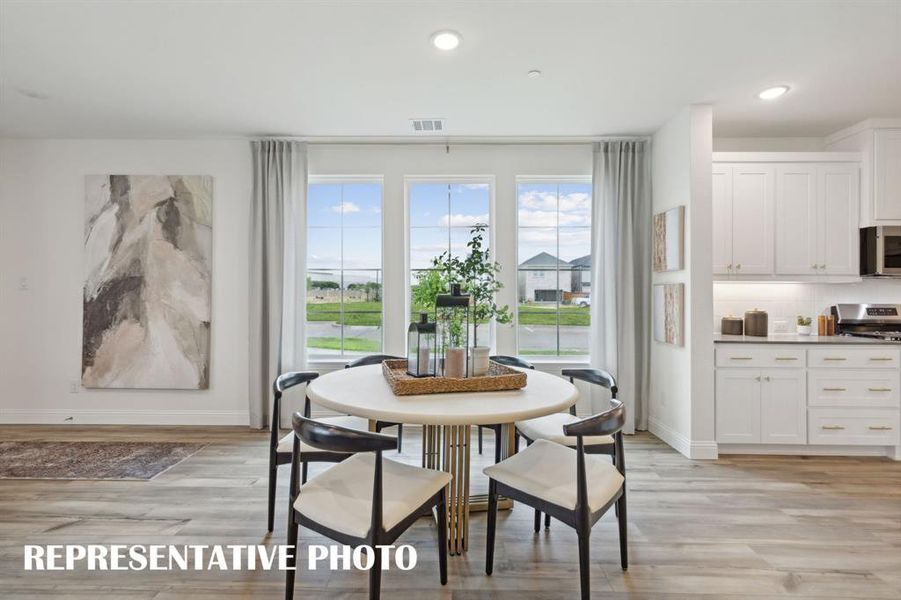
[648, 416, 719, 459]
[719, 443, 901, 460]
[0, 408, 249, 426]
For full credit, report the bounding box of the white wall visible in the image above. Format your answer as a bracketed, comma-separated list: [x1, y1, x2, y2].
[0, 139, 252, 425]
[713, 137, 825, 151]
[649, 106, 716, 458]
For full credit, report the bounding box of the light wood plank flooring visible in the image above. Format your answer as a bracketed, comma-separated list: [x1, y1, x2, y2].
[1, 426, 900, 599]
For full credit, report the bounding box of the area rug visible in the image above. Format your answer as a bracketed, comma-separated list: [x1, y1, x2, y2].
[0, 441, 206, 480]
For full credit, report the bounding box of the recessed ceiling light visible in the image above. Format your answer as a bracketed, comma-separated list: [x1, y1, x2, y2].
[431, 30, 462, 51]
[758, 85, 789, 100]
[527, 70, 542, 79]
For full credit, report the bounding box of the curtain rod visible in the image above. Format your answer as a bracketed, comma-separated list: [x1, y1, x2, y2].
[256, 135, 651, 145]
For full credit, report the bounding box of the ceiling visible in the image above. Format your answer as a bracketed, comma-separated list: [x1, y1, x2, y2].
[1, 1, 899, 139]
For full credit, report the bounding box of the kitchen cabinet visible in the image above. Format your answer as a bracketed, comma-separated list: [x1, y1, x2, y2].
[712, 164, 774, 276]
[715, 367, 806, 445]
[774, 163, 859, 276]
[715, 369, 762, 443]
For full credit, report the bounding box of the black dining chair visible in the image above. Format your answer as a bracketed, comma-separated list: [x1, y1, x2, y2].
[515, 368, 618, 530]
[285, 414, 451, 600]
[475, 355, 536, 461]
[267, 371, 392, 532]
[345, 354, 405, 452]
[484, 399, 628, 600]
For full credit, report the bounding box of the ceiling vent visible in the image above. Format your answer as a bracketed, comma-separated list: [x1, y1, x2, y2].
[410, 118, 446, 133]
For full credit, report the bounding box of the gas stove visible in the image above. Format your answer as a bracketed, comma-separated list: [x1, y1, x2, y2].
[831, 304, 901, 341]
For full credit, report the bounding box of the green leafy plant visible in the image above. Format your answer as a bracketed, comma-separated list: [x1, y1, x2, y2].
[797, 315, 812, 327]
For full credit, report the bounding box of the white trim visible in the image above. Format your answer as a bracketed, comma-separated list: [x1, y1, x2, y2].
[648, 417, 719, 459]
[712, 152, 861, 163]
[825, 118, 901, 146]
[0, 409, 249, 426]
[719, 443, 900, 460]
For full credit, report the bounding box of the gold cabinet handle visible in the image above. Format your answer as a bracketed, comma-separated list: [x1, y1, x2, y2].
[819, 264, 826, 269]
[730, 357, 753, 361]
[868, 425, 893, 431]
[811, 264, 818, 270]
[868, 387, 892, 392]
[736, 264, 742, 270]
[727, 264, 733, 271]
[869, 357, 894, 362]
[822, 387, 847, 392]
[821, 425, 846, 430]
[823, 357, 847, 361]
[754, 376, 762, 382]
[775, 357, 798, 361]
[764, 376, 771, 382]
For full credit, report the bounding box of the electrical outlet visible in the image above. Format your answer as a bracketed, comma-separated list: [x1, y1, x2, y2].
[773, 319, 790, 333]
[69, 381, 80, 394]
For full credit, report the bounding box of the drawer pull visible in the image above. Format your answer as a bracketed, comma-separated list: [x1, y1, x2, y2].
[822, 357, 847, 361]
[822, 387, 847, 392]
[868, 387, 892, 392]
[868, 425, 893, 431]
[821, 425, 846, 430]
[775, 357, 798, 361]
[869, 357, 894, 362]
[729, 357, 753, 361]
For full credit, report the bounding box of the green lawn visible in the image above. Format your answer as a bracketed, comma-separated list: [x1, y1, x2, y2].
[307, 301, 589, 327]
[517, 304, 590, 326]
[306, 336, 381, 352]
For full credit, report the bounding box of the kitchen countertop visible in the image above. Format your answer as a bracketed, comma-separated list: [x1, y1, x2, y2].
[714, 333, 899, 344]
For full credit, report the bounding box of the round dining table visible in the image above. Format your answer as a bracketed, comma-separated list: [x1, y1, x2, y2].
[306, 364, 579, 555]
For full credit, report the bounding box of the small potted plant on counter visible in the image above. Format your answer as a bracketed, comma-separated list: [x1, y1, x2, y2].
[797, 315, 813, 336]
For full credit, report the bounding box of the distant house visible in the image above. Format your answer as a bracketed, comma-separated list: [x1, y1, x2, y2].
[570, 254, 591, 293]
[518, 251, 572, 302]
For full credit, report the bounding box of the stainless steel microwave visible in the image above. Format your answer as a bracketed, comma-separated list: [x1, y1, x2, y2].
[861, 226, 901, 276]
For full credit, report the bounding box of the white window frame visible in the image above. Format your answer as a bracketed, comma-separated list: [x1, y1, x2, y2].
[305, 175, 385, 362]
[404, 175, 497, 350]
[514, 175, 593, 361]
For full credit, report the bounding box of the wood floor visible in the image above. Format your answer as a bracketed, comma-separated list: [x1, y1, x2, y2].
[1, 426, 900, 599]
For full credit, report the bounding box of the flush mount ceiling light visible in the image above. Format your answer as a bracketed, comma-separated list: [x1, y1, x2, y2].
[527, 70, 542, 79]
[758, 85, 790, 100]
[431, 30, 462, 51]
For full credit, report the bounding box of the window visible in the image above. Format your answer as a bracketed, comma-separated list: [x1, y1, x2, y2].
[408, 180, 491, 321]
[517, 180, 592, 357]
[306, 180, 382, 358]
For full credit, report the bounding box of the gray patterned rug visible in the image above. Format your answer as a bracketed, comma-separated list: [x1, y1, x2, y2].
[0, 441, 206, 480]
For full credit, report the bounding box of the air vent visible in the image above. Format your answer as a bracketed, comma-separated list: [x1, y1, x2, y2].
[410, 118, 446, 133]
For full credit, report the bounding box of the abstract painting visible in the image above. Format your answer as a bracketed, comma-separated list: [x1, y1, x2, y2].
[82, 175, 212, 389]
[653, 283, 684, 346]
[653, 206, 684, 272]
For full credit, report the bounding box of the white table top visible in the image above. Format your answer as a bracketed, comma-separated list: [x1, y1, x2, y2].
[307, 364, 579, 426]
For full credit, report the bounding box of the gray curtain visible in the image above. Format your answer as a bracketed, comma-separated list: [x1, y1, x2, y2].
[591, 140, 651, 432]
[249, 140, 307, 429]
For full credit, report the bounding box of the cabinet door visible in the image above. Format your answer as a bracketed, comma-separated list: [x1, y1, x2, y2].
[775, 164, 818, 275]
[874, 129, 901, 221]
[819, 164, 859, 275]
[712, 165, 734, 275]
[731, 165, 774, 275]
[760, 369, 807, 444]
[716, 369, 761, 443]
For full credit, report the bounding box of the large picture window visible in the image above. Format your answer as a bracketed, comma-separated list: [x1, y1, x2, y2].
[517, 180, 592, 357]
[408, 180, 491, 320]
[305, 179, 383, 358]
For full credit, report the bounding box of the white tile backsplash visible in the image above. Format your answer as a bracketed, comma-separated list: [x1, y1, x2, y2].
[713, 280, 901, 334]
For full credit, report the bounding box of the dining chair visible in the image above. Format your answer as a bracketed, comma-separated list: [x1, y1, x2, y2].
[285, 414, 451, 600]
[345, 354, 405, 452]
[484, 399, 628, 600]
[514, 368, 618, 530]
[268, 371, 391, 533]
[476, 355, 536, 461]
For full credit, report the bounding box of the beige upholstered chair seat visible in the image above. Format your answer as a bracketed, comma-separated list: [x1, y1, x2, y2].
[483, 439, 623, 512]
[516, 412, 614, 447]
[294, 453, 452, 538]
[277, 415, 373, 454]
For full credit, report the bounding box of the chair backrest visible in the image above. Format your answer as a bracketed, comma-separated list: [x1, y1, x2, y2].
[291, 413, 397, 454]
[489, 355, 536, 370]
[344, 354, 404, 369]
[274, 371, 319, 395]
[563, 399, 626, 438]
[561, 368, 617, 396]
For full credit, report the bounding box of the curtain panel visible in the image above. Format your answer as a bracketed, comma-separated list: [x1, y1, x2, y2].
[591, 140, 651, 432]
[249, 140, 307, 429]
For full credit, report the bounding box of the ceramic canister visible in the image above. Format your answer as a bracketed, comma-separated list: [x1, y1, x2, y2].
[744, 309, 769, 337]
[721, 316, 744, 336]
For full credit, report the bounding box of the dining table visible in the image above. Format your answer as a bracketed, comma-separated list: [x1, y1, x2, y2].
[306, 363, 579, 555]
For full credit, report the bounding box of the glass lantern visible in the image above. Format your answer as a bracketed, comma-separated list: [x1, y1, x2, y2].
[435, 283, 471, 378]
[406, 313, 437, 377]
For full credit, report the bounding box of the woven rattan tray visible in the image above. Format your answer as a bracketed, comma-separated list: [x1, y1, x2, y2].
[381, 359, 527, 396]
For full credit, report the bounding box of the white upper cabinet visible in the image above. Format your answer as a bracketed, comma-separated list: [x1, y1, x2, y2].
[713, 153, 860, 281]
[874, 129, 901, 221]
[712, 163, 774, 276]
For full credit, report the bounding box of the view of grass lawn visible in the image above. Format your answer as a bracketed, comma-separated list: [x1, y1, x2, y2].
[307, 302, 382, 326]
[518, 304, 590, 326]
[306, 336, 381, 352]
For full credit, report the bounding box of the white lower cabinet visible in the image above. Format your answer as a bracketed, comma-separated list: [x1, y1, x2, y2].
[715, 344, 901, 453]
